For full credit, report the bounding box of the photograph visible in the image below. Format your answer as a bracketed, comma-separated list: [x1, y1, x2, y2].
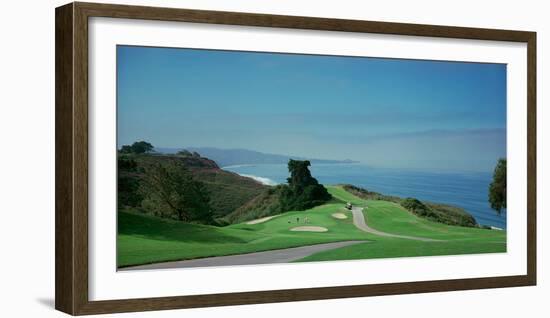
[116, 45, 507, 271]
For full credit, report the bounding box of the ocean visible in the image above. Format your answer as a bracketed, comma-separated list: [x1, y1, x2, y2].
[223, 163, 506, 229]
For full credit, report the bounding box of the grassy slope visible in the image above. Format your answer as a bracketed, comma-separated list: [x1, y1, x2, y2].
[298, 186, 506, 262]
[191, 168, 266, 218]
[340, 184, 477, 227]
[118, 203, 372, 267]
[224, 187, 281, 223]
[118, 185, 506, 267]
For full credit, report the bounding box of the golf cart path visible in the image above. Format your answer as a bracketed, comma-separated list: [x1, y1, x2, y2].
[351, 207, 442, 242]
[121, 240, 367, 271]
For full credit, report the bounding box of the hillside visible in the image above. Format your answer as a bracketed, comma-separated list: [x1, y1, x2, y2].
[118, 151, 480, 229]
[224, 182, 479, 228]
[155, 147, 358, 167]
[341, 184, 478, 227]
[118, 152, 267, 220]
[119, 152, 337, 226]
[222, 159, 333, 224]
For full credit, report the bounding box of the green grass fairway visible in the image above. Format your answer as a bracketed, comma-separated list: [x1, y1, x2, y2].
[118, 185, 506, 267]
[357, 200, 505, 241]
[297, 239, 505, 262]
[118, 203, 374, 267]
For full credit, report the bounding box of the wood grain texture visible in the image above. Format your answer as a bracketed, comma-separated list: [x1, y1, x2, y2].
[74, 276, 534, 315]
[55, 2, 537, 315]
[73, 2, 90, 313]
[75, 1, 533, 42]
[526, 33, 537, 285]
[55, 2, 75, 314]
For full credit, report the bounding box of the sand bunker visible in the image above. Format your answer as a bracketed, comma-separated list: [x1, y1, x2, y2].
[246, 215, 278, 225]
[290, 226, 328, 232]
[332, 213, 348, 219]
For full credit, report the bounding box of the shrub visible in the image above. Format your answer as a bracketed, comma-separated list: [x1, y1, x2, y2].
[400, 198, 435, 218]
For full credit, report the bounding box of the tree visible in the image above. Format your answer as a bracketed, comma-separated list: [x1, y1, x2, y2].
[130, 141, 154, 154]
[488, 158, 506, 215]
[279, 159, 332, 211]
[119, 141, 154, 154]
[120, 145, 133, 153]
[139, 161, 213, 223]
[287, 160, 318, 189]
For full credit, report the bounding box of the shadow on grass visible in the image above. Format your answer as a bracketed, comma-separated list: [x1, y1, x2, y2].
[118, 211, 252, 243]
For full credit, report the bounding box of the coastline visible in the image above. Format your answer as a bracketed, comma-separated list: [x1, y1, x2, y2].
[223, 163, 506, 229]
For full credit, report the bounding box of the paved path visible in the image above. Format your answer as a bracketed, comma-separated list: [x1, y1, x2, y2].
[121, 240, 367, 271]
[351, 207, 442, 242]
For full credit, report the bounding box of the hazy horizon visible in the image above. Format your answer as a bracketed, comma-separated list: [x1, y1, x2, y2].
[117, 46, 506, 173]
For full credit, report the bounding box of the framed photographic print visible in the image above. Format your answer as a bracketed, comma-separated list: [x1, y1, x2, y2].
[55, 2, 537, 315]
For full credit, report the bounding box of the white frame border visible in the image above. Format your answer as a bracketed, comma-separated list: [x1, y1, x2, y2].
[88, 17, 527, 301]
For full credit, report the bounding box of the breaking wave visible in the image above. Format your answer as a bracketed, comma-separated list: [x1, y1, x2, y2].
[239, 174, 278, 186]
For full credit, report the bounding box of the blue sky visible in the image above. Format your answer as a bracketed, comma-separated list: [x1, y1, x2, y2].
[117, 45, 506, 172]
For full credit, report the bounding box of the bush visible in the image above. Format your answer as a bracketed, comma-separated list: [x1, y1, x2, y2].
[117, 156, 141, 207]
[118, 156, 137, 170]
[400, 198, 435, 218]
[342, 184, 401, 203]
[118, 175, 142, 207]
[425, 202, 477, 227]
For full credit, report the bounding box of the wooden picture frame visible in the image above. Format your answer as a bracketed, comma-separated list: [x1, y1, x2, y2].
[55, 2, 537, 315]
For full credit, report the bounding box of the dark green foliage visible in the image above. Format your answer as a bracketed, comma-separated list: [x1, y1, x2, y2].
[224, 160, 332, 224]
[120, 145, 133, 153]
[139, 161, 214, 224]
[489, 158, 506, 215]
[118, 156, 138, 170]
[423, 202, 478, 227]
[279, 160, 332, 211]
[400, 198, 480, 227]
[120, 141, 154, 154]
[175, 149, 201, 158]
[117, 156, 142, 207]
[343, 184, 477, 227]
[225, 185, 283, 223]
[118, 176, 142, 207]
[401, 198, 435, 218]
[342, 184, 401, 203]
[286, 160, 318, 188]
